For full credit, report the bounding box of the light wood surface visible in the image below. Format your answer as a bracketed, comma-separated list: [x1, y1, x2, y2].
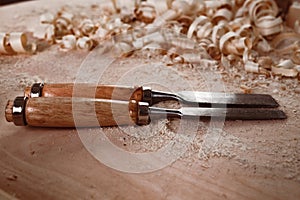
[0, 1, 299, 200]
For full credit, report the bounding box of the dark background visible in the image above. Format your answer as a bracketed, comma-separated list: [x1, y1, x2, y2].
[0, 0, 31, 6]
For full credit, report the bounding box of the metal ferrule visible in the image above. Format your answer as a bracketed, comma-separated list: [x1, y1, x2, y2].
[12, 96, 28, 126]
[141, 87, 152, 105]
[30, 82, 44, 97]
[137, 102, 150, 125]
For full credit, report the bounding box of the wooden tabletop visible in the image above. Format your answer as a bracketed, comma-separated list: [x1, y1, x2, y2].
[0, 1, 299, 199]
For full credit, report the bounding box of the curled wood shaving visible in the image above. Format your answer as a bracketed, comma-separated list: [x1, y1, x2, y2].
[9, 33, 31, 53]
[0, 32, 36, 54]
[0, 33, 14, 54]
[207, 43, 221, 60]
[60, 35, 76, 51]
[248, 0, 278, 21]
[187, 16, 208, 39]
[219, 32, 238, 55]
[212, 8, 232, 25]
[229, 17, 251, 32]
[255, 16, 283, 36]
[237, 24, 253, 38]
[212, 24, 229, 46]
[196, 22, 213, 39]
[76, 36, 94, 50]
[272, 59, 299, 77]
[236, 0, 282, 36]
[177, 15, 193, 26]
[245, 61, 259, 73]
[255, 37, 272, 53]
[134, 2, 156, 23]
[79, 19, 96, 36]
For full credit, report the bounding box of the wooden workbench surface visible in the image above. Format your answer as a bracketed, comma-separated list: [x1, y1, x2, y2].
[0, 1, 299, 199]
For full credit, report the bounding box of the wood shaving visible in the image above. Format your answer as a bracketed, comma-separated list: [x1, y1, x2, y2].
[79, 19, 96, 36]
[134, 2, 156, 24]
[245, 61, 260, 73]
[4, 0, 298, 82]
[76, 36, 94, 50]
[187, 16, 209, 39]
[286, 1, 300, 29]
[0, 33, 14, 54]
[60, 35, 76, 51]
[0, 32, 36, 54]
[272, 59, 299, 77]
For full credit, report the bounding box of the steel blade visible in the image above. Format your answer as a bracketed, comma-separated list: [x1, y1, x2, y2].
[176, 91, 279, 108]
[179, 107, 287, 120]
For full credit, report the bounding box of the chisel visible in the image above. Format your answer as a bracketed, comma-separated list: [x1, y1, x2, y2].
[5, 96, 286, 128]
[24, 83, 279, 108]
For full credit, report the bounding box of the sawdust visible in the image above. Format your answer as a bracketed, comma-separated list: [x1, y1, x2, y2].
[96, 121, 250, 174]
[0, 56, 44, 94]
[102, 119, 177, 153]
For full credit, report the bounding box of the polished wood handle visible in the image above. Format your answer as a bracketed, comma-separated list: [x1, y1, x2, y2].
[6, 97, 140, 127]
[24, 83, 144, 102]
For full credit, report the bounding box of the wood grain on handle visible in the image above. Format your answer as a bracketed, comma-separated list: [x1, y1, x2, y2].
[24, 83, 144, 101]
[25, 97, 139, 127]
[5, 100, 13, 122]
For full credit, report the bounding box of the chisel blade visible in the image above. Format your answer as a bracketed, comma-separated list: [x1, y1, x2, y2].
[176, 91, 279, 108]
[179, 107, 287, 120]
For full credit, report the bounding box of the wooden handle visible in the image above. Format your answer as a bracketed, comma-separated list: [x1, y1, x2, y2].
[21, 97, 139, 127]
[5, 100, 13, 122]
[24, 83, 144, 101]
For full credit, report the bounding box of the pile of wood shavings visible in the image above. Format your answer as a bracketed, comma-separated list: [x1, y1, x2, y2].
[34, 0, 300, 84]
